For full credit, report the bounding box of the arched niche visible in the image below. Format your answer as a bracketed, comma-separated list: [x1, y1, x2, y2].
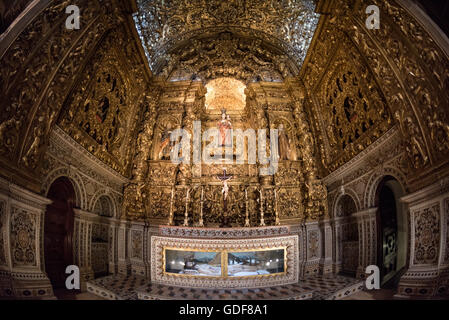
[93, 194, 114, 218]
[334, 194, 359, 276]
[91, 194, 113, 278]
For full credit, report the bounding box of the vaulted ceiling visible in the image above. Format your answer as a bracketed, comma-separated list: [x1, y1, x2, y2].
[132, 0, 319, 82]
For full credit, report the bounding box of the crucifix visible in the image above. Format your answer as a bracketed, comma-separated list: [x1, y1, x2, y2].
[216, 168, 233, 227]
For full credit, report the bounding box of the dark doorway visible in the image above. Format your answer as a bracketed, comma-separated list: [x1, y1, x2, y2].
[376, 176, 406, 287]
[378, 184, 398, 284]
[44, 177, 76, 292]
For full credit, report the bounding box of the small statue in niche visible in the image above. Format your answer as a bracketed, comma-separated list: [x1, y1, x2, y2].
[158, 129, 173, 160]
[218, 109, 232, 147]
[278, 123, 291, 160]
[96, 97, 110, 123]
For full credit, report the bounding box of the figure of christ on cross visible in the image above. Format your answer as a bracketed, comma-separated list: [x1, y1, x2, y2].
[216, 168, 233, 227]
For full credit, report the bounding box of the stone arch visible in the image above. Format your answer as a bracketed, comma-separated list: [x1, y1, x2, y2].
[90, 190, 117, 218]
[333, 193, 358, 218]
[364, 166, 408, 209]
[42, 166, 87, 210]
[331, 187, 361, 218]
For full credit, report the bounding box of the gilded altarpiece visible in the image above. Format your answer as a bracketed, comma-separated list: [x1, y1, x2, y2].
[122, 79, 327, 226]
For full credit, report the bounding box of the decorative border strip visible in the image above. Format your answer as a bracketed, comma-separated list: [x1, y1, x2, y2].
[159, 225, 291, 239]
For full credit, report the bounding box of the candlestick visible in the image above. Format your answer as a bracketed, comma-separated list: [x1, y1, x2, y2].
[244, 188, 250, 227]
[275, 188, 280, 226]
[168, 186, 174, 226]
[259, 188, 265, 226]
[199, 186, 204, 227]
[183, 188, 190, 226]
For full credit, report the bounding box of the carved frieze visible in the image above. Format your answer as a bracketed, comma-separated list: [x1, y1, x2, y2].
[159, 225, 291, 239]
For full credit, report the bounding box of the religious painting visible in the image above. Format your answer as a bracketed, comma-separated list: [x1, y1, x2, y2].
[164, 249, 222, 277]
[227, 248, 286, 277]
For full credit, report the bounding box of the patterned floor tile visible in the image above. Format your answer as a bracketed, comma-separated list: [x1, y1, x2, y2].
[87, 274, 363, 301]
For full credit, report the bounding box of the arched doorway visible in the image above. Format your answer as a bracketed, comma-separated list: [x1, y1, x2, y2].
[335, 195, 359, 276]
[44, 177, 76, 292]
[375, 176, 407, 287]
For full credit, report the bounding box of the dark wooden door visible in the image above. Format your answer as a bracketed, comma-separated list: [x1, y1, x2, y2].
[44, 178, 75, 289]
[378, 185, 398, 285]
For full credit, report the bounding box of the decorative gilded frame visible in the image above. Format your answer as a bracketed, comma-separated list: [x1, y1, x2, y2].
[151, 235, 298, 289]
[162, 247, 288, 279]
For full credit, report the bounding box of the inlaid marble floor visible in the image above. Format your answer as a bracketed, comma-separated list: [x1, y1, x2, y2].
[86, 274, 364, 300]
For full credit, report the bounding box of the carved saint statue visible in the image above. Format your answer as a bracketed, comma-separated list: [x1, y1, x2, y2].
[278, 124, 291, 160]
[158, 129, 173, 160]
[218, 109, 232, 146]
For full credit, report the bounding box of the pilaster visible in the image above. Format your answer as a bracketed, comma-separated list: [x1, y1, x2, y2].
[396, 179, 449, 298]
[318, 219, 333, 274]
[0, 178, 54, 299]
[354, 208, 377, 279]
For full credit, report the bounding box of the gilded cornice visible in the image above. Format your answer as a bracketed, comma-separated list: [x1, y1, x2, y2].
[50, 126, 129, 186]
